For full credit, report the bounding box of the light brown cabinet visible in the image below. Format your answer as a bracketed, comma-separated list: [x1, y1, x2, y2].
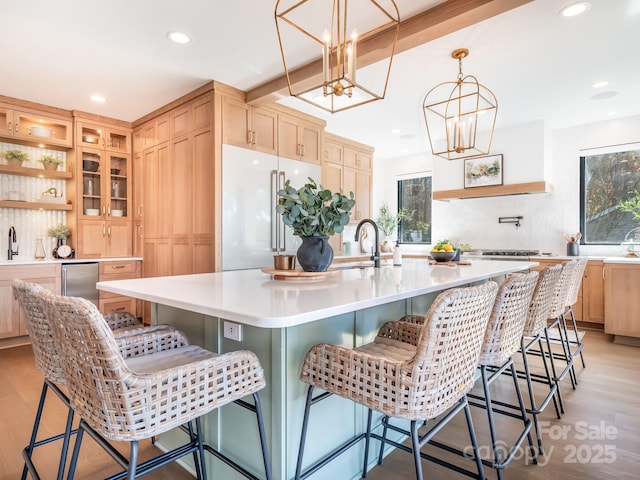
[530, 258, 604, 324]
[134, 90, 215, 288]
[322, 154, 346, 255]
[71, 114, 133, 259]
[76, 121, 131, 154]
[0, 104, 72, 148]
[322, 133, 373, 225]
[0, 264, 61, 340]
[222, 96, 278, 154]
[278, 114, 322, 164]
[604, 262, 640, 338]
[98, 260, 140, 317]
[74, 146, 132, 258]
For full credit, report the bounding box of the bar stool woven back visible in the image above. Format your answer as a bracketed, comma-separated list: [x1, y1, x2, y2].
[479, 271, 539, 367]
[523, 264, 563, 338]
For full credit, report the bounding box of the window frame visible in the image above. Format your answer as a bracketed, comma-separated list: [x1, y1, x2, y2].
[397, 173, 433, 245]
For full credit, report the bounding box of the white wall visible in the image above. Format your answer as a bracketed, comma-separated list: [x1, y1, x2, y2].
[374, 115, 640, 256]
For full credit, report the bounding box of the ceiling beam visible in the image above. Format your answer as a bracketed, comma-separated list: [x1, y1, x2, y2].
[246, 0, 534, 105]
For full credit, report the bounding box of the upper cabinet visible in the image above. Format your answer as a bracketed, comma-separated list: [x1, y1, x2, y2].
[322, 133, 374, 224]
[221, 92, 325, 162]
[278, 114, 322, 165]
[76, 121, 131, 154]
[0, 104, 72, 148]
[222, 96, 278, 155]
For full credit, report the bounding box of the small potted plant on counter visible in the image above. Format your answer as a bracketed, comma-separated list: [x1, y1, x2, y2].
[277, 178, 355, 272]
[47, 223, 72, 258]
[376, 203, 411, 252]
[4, 149, 29, 167]
[39, 154, 64, 171]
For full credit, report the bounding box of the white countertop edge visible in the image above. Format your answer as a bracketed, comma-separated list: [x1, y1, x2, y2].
[0, 257, 143, 266]
[97, 260, 538, 329]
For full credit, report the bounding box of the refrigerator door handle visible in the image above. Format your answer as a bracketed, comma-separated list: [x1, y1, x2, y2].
[271, 169, 279, 252]
[278, 171, 286, 251]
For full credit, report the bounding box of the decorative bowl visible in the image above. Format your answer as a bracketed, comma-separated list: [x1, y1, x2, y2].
[84, 208, 100, 216]
[83, 160, 99, 172]
[430, 251, 457, 263]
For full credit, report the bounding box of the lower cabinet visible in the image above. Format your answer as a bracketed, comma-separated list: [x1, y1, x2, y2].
[0, 263, 61, 340]
[530, 258, 604, 324]
[604, 262, 640, 338]
[98, 260, 140, 318]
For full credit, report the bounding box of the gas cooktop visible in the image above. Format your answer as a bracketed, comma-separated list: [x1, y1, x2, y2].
[480, 250, 539, 256]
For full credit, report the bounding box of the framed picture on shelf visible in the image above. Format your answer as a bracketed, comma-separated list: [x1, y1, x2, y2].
[464, 154, 503, 188]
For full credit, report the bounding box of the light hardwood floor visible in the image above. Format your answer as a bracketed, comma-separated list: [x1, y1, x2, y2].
[0, 330, 638, 479]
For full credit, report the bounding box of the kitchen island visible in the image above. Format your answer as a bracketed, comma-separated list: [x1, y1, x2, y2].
[97, 259, 536, 480]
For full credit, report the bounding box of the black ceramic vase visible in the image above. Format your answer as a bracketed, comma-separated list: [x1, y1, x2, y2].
[297, 236, 334, 272]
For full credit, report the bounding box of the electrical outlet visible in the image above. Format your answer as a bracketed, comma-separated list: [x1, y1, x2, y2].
[223, 321, 243, 342]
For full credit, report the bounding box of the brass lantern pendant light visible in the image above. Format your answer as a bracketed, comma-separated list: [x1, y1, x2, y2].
[275, 0, 400, 114]
[423, 48, 498, 160]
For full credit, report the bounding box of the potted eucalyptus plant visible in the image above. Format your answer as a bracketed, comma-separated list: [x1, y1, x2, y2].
[276, 178, 355, 272]
[4, 149, 29, 167]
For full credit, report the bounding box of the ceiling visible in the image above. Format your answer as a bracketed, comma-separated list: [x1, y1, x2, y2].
[2, 0, 639, 159]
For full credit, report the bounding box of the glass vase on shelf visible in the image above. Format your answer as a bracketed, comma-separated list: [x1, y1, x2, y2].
[34, 238, 46, 260]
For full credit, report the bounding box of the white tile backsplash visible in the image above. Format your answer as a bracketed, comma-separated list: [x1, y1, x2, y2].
[1, 141, 68, 260]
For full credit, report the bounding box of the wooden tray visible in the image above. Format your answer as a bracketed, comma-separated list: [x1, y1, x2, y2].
[261, 267, 338, 281]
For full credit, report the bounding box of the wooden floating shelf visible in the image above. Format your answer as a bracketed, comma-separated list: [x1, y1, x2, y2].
[0, 164, 73, 179]
[433, 181, 553, 201]
[0, 200, 72, 211]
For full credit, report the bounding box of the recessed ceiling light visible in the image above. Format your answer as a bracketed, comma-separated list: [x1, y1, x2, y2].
[560, 2, 591, 17]
[592, 81, 609, 89]
[391, 129, 401, 134]
[90, 95, 106, 103]
[608, 111, 617, 116]
[167, 31, 191, 44]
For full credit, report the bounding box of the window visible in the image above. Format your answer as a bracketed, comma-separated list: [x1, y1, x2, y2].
[398, 174, 432, 244]
[580, 143, 640, 244]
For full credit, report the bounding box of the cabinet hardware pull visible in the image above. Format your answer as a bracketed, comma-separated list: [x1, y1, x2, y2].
[8, 122, 12, 134]
[14, 122, 19, 133]
[247, 130, 252, 145]
[301, 144, 305, 157]
[111, 265, 126, 269]
[107, 225, 111, 236]
[102, 205, 106, 215]
[107, 205, 111, 216]
[103, 225, 106, 237]
[137, 225, 143, 236]
[137, 206, 142, 217]
[114, 307, 126, 312]
[252, 131, 257, 146]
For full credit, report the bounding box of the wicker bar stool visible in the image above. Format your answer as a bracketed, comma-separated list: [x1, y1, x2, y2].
[295, 281, 498, 480]
[561, 257, 588, 371]
[542, 260, 579, 397]
[518, 264, 563, 454]
[394, 273, 540, 479]
[468, 272, 539, 480]
[12, 280, 186, 480]
[41, 290, 271, 480]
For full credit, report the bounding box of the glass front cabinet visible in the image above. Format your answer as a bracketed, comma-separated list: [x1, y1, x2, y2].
[77, 147, 132, 258]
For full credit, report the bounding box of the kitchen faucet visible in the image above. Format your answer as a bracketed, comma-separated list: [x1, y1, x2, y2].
[354, 219, 380, 268]
[8, 226, 19, 260]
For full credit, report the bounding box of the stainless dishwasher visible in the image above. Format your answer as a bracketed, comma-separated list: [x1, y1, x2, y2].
[61, 262, 99, 307]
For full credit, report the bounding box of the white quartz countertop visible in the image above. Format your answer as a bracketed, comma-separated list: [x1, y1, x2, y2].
[97, 259, 536, 329]
[0, 257, 142, 266]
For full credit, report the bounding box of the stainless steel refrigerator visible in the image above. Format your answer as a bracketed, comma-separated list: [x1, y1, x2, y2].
[222, 144, 321, 270]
